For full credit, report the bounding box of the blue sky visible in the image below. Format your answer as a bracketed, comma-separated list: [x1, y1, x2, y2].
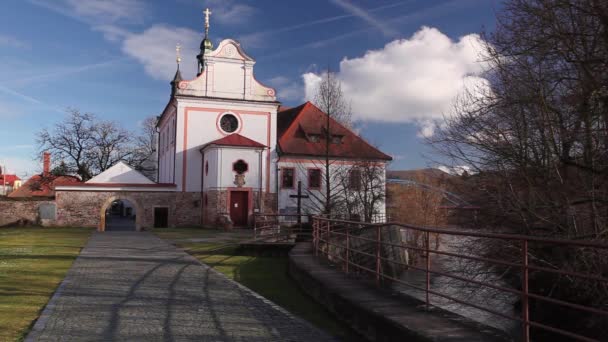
[0, 0, 500, 178]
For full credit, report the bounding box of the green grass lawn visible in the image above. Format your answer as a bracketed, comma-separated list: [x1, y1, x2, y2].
[0, 227, 93, 341]
[154, 228, 364, 341]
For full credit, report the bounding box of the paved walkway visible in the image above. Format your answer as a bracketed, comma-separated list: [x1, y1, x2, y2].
[26, 232, 333, 342]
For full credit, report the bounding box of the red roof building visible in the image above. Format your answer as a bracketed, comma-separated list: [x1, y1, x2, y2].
[0, 174, 21, 187]
[8, 174, 81, 198]
[277, 102, 392, 161]
[8, 152, 81, 198]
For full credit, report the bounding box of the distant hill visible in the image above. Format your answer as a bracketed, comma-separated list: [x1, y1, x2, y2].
[387, 168, 452, 181]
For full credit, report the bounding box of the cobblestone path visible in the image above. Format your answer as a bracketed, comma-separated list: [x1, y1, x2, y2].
[26, 232, 333, 342]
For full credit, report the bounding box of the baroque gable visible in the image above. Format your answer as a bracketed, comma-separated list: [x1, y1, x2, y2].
[175, 39, 277, 102]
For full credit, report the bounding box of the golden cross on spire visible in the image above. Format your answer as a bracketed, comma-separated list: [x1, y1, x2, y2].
[204, 8, 212, 36]
[176, 43, 182, 66]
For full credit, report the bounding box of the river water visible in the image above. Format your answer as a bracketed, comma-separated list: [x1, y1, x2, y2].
[391, 232, 520, 337]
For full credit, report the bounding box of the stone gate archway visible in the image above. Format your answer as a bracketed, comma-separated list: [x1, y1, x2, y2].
[99, 195, 144, 232]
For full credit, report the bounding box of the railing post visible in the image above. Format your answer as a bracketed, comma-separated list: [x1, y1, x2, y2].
[522, 239, 530, 342]
[326, 219, 330, 257]
[425, 231, 431, 310]
[376, 225, 381, 286]
[313, 218, 318, 256]
[253, 215, 257, 241]
[346, 226, 350, 274]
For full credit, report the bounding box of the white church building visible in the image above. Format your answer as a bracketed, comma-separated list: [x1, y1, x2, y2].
[156, 11, 391, 227]
[53, 10, 391, 230]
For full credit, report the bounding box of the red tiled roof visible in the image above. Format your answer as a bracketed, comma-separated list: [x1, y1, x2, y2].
[8, 174, 81, 198]
[0, 174, 21, 187]
[202, 133, 266, 149]
[61, 183, 177, 188]
[277, 102, 392, 161]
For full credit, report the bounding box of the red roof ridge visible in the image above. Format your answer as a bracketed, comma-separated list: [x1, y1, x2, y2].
[202, 133, 266, 150]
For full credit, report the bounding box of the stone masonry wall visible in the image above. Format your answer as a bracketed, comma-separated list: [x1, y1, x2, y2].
[202, 190, 278, 227]
[55, 191, 201, 229]
[0, 198, 55, 227]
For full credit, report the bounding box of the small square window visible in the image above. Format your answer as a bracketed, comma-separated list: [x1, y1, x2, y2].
[349, 169, 361, 191]
[308, 169, 321, 189]
[282, 168, 295, 188]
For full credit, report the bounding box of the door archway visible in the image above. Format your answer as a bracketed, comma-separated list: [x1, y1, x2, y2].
[99, 195, 143, 232]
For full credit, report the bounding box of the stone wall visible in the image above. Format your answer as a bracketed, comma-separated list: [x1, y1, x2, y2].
[0, 198, 55, 227]
[202, 190, 278, 227]
[55, 191, 201, 229]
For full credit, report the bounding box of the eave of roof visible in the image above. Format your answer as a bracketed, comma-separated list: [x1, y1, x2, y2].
[200, 133, 267, 151]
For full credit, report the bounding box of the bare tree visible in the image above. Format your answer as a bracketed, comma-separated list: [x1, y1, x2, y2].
[312, 70, 352, 215]
[37, 109, 95, 181]
[89, 120, 133, 173]
[129, 116, 158, 181]
[430, 0, 608, 338]
[336, 161, 386, 222]
[36, 109, 155, 181]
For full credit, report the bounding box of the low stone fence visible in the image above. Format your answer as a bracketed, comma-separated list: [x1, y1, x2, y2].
[0, 198, 56, 227]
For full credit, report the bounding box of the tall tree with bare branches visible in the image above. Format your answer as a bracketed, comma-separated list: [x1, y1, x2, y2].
[312, 70, 352, 215]
[430, 0, 608, 338]
[37, 109, 158, 181]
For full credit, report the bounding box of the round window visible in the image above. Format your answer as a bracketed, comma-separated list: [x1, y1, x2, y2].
[220, 113, 239, 133]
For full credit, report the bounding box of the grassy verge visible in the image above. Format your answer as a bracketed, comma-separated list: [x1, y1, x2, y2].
[154, 228, 363, 341]
[0, 227, 93, 341]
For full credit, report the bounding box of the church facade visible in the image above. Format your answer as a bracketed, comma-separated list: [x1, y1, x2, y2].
[156, 12, 392, 227]
[44, 11, 392, 231]
[156, 18, 391, 227]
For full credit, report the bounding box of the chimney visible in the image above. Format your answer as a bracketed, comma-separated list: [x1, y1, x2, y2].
[43, 152, 51, 176]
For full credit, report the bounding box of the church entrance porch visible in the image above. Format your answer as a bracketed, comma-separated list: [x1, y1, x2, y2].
[229, 190, 249, 227]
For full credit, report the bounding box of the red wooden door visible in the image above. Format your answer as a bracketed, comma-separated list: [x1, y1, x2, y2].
[229, 191, 248, 226]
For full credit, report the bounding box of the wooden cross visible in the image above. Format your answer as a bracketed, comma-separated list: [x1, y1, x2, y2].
[290, 181, 309, 225]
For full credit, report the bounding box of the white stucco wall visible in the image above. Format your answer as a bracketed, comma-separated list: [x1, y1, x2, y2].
[277, 158, 387, 219]
[173, 97, 278, 193]
[158, 104, 177, 184]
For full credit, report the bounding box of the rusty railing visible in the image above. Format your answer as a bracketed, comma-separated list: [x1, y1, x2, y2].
[253, 214, 311, 241]
[312, 216, 608, 342]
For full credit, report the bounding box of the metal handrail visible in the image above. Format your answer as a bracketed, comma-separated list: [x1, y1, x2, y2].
[312, 216, 608, 342]
[253, 213, 311, 241]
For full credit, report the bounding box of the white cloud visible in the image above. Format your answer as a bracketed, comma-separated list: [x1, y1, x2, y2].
[303, 73, 322, 101]
[64, 0, 145, 23]
[417, 121, 436, 138]
[204, 0, 256, 25]
[303, 26, 490, 136]
[330, 0, 396, 37]
[267, 76, 303, 102]
[94, 25, 132, 42]
[122, 25, 200, 81]
[0, 34, 29, 49]
[27, 0, 146, 25]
